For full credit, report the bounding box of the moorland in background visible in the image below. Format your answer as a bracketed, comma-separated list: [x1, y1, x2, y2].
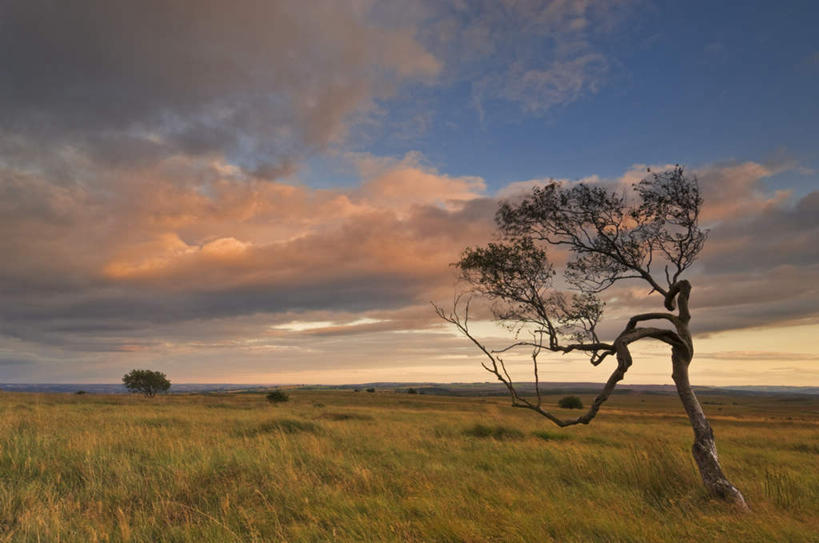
[0, 389, 817, 542]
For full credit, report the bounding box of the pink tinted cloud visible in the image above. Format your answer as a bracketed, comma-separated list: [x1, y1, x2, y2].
[85, 157, 493, 295]
[1, 155, 816, 368]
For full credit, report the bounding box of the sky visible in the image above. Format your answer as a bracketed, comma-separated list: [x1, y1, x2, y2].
[1, 0, 817, 386]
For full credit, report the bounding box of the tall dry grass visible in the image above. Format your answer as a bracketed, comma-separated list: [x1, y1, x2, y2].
[0, 390, 816, 542]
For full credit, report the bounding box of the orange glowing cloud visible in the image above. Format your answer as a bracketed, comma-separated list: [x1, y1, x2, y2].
[98, 156, 493, 292]
[2, 153, 816, 386]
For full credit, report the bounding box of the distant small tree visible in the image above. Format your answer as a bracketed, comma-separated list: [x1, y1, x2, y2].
[366, 388, 375, 393]
[266, 390, 289, 404]
[407, 388, 418, 394]
[435, 167, 748, 509]
[122, 369, 171, 398]
[558, 396, 583, 409]
[75, 390, 87, 395]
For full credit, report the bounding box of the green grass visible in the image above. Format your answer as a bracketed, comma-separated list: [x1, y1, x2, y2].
[0, 390, 817, 542]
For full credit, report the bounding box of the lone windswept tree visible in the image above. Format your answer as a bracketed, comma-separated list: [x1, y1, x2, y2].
[435, 167, 748, 509]
[122, 369, 171, 398]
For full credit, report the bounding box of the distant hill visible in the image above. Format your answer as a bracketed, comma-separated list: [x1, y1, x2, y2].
[318, 382, 819, 396]
[0, 383, 268, 394]
[2, 382, 816, 396]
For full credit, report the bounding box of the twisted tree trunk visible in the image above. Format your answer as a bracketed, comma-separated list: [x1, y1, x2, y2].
[671, 348, 747, 509]
[668, 282, 748, 509]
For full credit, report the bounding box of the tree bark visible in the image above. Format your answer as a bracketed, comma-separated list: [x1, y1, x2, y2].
[671, 345, 748, 510]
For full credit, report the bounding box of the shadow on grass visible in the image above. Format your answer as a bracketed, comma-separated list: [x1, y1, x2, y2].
[317, 412, 374, 422]
[204, 403, 254, 410]
[137, 417, 192, 428]
[463, 423, 524, 440]
[235, 418, 321, 437]
[532, 430, 570, 442]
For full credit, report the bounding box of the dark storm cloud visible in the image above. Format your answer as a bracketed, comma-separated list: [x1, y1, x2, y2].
[703, 191, 819, 274]
[0, 0, 439, 172]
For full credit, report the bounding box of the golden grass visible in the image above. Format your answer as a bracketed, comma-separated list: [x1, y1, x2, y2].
[0, 390, 817, 542]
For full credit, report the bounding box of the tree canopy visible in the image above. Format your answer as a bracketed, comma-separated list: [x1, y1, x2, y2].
[122, 369, 171, 398]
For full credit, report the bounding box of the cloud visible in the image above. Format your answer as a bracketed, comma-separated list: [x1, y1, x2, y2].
[422, 0, 637, 118]
[697, 351, 819, 362]
[0, 0, 440, 175]
[489, 160, 819, 338]
[702, 189, 818, 273]
[3, 154, 816, 366]
[695, 161, 792, 222]
[0, 152, 497, 359]
[0, 2, 816, 382]
[354, 152, 486, 212]
[481, 54, 609, 114]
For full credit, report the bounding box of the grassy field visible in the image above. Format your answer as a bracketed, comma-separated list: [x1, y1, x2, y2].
[0, 389, 817, 542]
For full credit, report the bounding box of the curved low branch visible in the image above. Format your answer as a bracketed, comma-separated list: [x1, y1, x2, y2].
[434, 299, 688, 428]
[550, 326, 685, 426]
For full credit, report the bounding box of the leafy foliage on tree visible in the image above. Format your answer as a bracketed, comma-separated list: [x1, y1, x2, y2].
[435, 167, 747, 508]
[122, 369, 171, 398]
